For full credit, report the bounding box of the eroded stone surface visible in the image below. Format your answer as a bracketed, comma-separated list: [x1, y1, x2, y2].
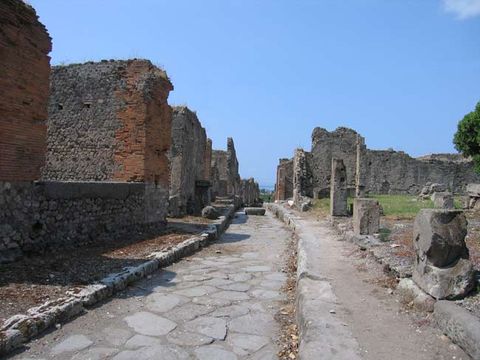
[11, 212, 288, 360]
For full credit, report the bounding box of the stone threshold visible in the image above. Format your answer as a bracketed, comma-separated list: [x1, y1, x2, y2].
[0, 205, 237, 357]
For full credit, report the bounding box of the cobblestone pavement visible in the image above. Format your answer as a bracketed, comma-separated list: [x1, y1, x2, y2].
[12, 211, 290, 360]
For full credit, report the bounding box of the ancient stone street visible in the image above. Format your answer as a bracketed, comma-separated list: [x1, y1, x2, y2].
[12, 211, 290, 360]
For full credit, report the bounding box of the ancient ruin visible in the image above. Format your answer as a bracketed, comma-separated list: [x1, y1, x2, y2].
[169, 106, 211, 216]
[274, 127, 480, 200]
[275, 158, 293, 201]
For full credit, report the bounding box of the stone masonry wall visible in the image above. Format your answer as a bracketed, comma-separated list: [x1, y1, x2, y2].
[211, 137, 241, 199]
[0, 0, 51, 181]
[0, 181, 168, 263]
[169, 106, 210, 216]
[240, 178, 260, 206]
[43, 59, 173, 184]
[275, 159, 293, 201]
[295, 127, 480, 196]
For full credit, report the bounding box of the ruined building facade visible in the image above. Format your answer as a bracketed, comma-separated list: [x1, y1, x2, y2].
[1, 55, 174, 262]
[169, 106, 212, 216]
[275, 127, 480, 201]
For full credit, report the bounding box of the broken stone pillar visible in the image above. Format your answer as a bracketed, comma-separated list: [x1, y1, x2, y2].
[431, 192, 454, 209]
[412, 209, 474, 300]
[330, 159, 348, 216]
[355, 134, 367, 198]
[353, 198, 380, 235]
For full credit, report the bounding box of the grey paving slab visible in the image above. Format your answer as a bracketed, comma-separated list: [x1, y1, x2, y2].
[12, 212, 290, 360]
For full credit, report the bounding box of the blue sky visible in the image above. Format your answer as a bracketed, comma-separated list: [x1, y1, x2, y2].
[30, 0, 480, 186]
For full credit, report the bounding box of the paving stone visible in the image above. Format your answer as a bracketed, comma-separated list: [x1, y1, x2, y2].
[241, 252, 260, 259]
[227, 333, 270, 353]
[194, 345, 238, 360]
[250, 289, 283, 300]
[187, 316, 227, 340]
[247, 344, 278, 360]
[264, 272, 287, 281]
[165, 302, 214, 322]
[167, 329, 214, 346]
[102, 327, 132, 346]
[244, 265, 272, 272]
[211, 290, 250, 301]
[183, 274, 213, 281]
[258, 280, 284, 290]
[112, 345, 190, 360]
[210, 304, 250, 318]
[193, 296, 233, 307]
[145, 293, 187, 313]
[51, 335, 93, 355]
[217, 282, 251, 292]
[124, 311, 177, 336]
[124, 334, 163, 349]
[229, 313, 276, 335]
[173, 285, 217, 297]
[229, 273, 253, 282]
[71, 347, 118, 360]
[204, 278, 234, 287]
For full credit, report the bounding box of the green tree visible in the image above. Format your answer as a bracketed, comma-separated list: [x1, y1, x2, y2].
[453, 101, 480, 173]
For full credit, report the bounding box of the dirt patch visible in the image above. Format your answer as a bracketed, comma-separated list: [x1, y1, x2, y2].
[276, 233, 299, 360]
[0, 221, 207, 324]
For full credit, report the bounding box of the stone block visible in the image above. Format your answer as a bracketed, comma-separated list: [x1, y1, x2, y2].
[244, 208, 266, 216]
[353, 198, 380, 235]
[412, 209, 474, 299]
[467, 183, 480, 197]
[202, 206, 219, 220]
[431, 192, 454, 209]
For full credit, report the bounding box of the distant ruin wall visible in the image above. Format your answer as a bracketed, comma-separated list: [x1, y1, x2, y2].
[240, 178, 260, 206]
[0, 0, 51, 181]
[278, 127, 480, 198]
[43, 59, 173, 184]
[169, 106, 210, 216]
[211, 138, 241, 198]
[0, 181, 168, 263]
[275, 159, 293, 201]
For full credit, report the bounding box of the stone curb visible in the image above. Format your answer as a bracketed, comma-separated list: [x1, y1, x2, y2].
[265, 203, 361, 360]
[434, 300, 480, 359]
[0, 205, 237, 357]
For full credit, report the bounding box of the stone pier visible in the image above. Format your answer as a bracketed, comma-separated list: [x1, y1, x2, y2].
[353, 198, 380, 235]
[330, 159, 348, 216]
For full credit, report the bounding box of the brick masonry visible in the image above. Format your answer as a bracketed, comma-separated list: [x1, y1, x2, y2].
[43, 59, 173, 185]
[0, 0, 52, 181]
[211, 138, 241, 199]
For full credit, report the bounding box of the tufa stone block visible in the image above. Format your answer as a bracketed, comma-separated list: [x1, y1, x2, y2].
[353, 198, 380, 235]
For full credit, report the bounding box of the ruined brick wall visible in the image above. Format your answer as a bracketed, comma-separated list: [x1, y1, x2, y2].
[275, 159, 293, 201]
[0, 181, 167, 263]
[211, 137, 241, 198]
[300, 127, 480, 196]
[169, 106, 210, 216]
[0, 0, 51, 181]
[43, 59, 173, 184]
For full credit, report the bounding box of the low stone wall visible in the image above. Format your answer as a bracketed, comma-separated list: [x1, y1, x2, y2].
[0, 181, 168, 263]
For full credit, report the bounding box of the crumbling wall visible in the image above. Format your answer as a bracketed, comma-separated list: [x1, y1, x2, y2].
[43, 59, 173, 184]
[211, 137, 241, 198]
[275, 159, 293, 201]
[0, 0, 51, 181]
[302, 127, 480, 196]
[169, 106, 210, 216]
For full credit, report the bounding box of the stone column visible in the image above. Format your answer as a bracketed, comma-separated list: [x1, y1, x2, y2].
[330, 159, 348, 216]
[353, 198, 380, 235]
[412, 209, 474, 299]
